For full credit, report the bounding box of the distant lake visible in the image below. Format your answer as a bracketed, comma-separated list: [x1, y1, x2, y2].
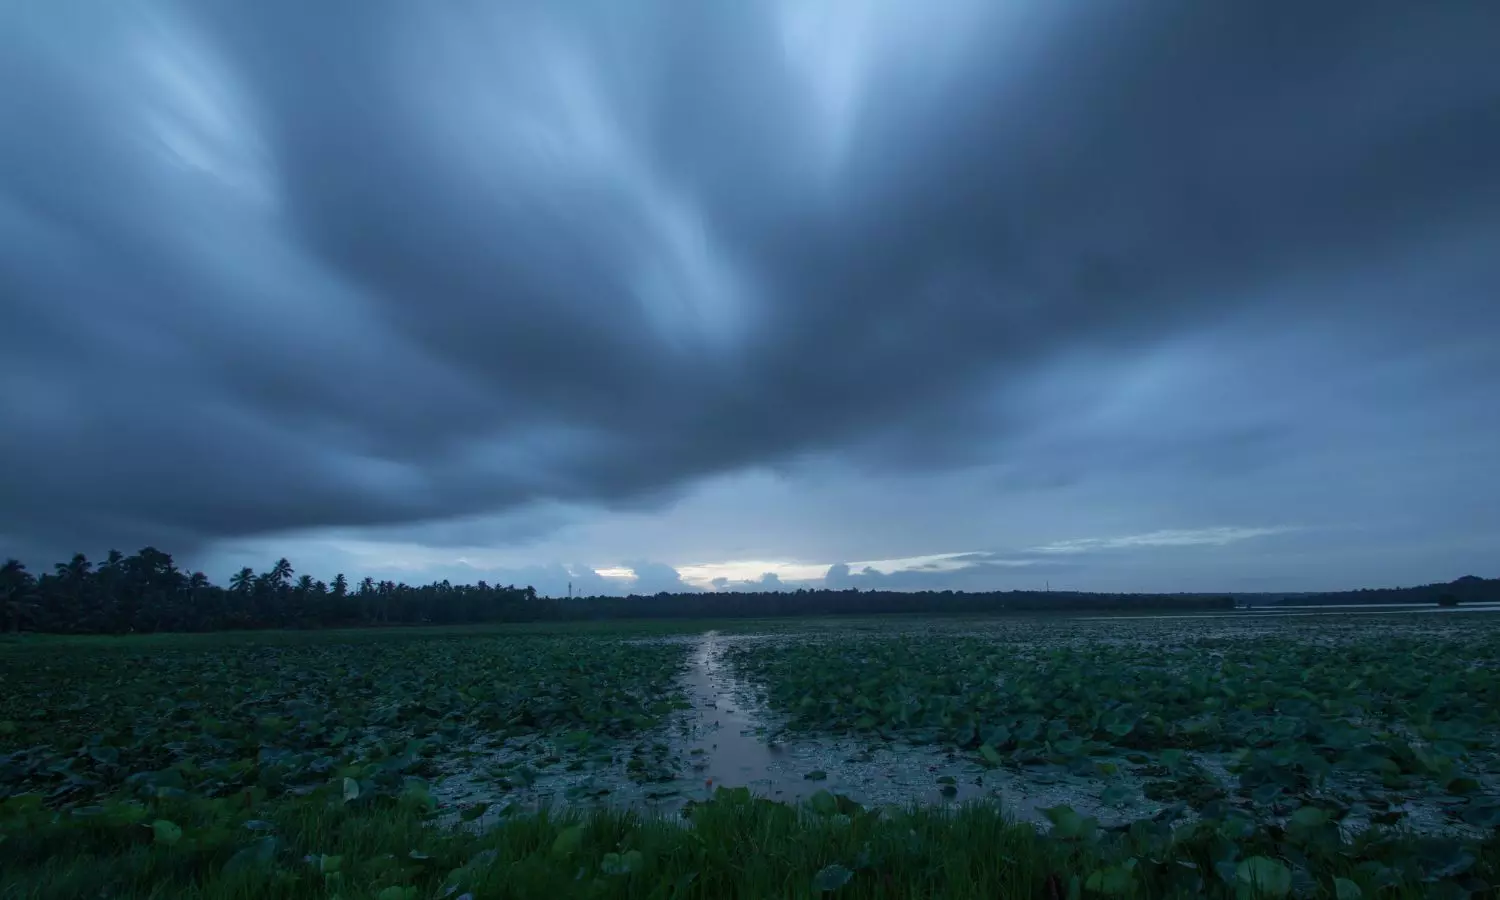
[1084, 602, 1500, 621]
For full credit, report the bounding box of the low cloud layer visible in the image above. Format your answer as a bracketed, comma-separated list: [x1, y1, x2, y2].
[3, 2, 1498, 590]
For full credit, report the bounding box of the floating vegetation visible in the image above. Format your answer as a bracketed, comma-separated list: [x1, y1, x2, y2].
[723, 617, 1500, 835]
[1, 633, 689, 809]
[4, 616, 1500, 896]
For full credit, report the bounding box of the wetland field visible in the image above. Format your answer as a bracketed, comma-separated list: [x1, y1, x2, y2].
[4, 611, 1500, 898]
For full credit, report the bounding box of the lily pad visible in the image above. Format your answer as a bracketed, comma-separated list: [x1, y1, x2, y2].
[811, 864, 854, 892]
[151, 819, 182, 846]
[551, 825, 584, 859]
[1235, 857, 1292, 897]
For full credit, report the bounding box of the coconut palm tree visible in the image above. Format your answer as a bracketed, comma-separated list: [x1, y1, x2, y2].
[230, 567, 255, 594]
[269, 558, 294, 589]
[1, 560, 39, 633]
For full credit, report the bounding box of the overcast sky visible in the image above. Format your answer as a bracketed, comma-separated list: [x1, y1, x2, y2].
[3, 2, 1498, 596]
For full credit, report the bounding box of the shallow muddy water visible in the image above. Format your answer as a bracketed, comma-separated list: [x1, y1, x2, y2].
[673, 631, 996, 808]
[434, 630, 1161, 828]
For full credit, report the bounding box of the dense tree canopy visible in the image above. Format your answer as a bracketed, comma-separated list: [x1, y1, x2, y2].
[0, 549, 541, 634]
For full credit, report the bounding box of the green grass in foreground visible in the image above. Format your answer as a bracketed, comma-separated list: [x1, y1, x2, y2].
[5, 784, 1498, 900]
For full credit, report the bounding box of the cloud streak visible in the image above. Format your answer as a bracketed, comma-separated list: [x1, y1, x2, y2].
[2, 2, 1498, 590]
[1030, 527, 1297, 555]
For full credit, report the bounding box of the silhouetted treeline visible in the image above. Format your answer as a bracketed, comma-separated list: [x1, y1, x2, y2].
[2, 547, 1235, 634]
[0, 549, 542, 634]
[1252, 575, 1500, 607]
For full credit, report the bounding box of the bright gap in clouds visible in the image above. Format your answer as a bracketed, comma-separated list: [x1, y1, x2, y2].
[650, 551, 983, 589]
[240, 526, 1295, 595]
[676, 560, 831, 586]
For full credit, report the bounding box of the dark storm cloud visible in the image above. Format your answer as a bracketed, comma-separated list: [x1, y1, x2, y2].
[3, 1, 1499, 558]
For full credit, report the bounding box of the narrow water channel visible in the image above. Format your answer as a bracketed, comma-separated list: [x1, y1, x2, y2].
[436, 631, 1152, 826]
[674, 630, 782, 794]
[669, 630, 1003, 809]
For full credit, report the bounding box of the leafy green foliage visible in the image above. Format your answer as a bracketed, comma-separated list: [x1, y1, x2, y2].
[551, 824, 585, 858]
[1235, 856, 1292, 897]
[5, 784, 1497, 898]
[1334, 876, 1363, 899]
[600, 848, 644, 875]
[150, 818, 182, 845]
[1085, 859, 1136, 895]
[812, 863, 854, 892]
[0, 632, 687, 808]
[724, 623, 1500, 827]
[6, 617, 1500, 896]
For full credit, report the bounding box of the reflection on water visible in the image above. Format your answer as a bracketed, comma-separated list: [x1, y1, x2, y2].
[1084, 602, 1500, 621]
[435, 630, 1139, 827]
[676, 631, 995, 809]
